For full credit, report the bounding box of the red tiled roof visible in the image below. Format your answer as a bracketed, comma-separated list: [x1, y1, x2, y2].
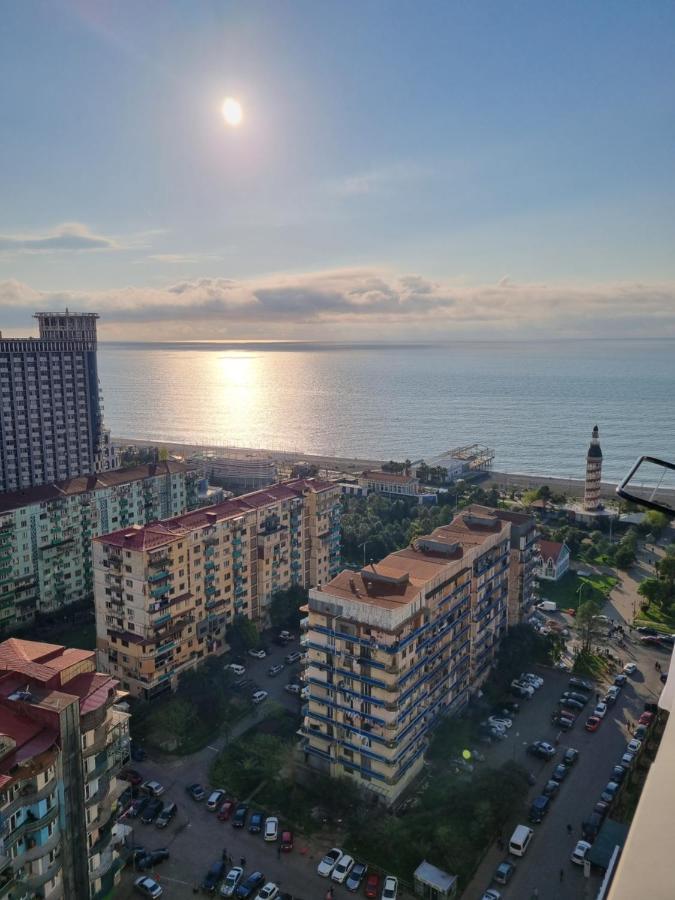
[66, 672, 118, 715]
[538, 540, 566, 563]
[42, 648, 94, 673]
[95, 478, 333, 549]
[362, 470, 417, 484]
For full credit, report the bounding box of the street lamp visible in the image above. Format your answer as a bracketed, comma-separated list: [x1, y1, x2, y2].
[359, 541, 370, 567]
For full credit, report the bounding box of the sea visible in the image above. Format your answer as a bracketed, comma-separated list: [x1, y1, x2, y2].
[97, 339, 675, 484]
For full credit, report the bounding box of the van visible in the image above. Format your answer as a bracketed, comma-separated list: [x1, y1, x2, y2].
[537, 600, 557, 612]
[509, 824, 534, 856]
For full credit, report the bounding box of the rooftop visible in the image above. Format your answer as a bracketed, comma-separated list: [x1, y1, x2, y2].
[95, 477, 337, 550]
[361, 470, 418, 484]
[537, 539, 566, 562]
[0, 460, 196, 515]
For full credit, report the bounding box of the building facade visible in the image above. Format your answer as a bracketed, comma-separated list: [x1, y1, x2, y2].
[359, 471, 420, 498]
[93, 478, 341, 700]
[195, 454, 278, 495]
[0, 312, 112, 494]
[0, 638, 129, 900]
[536, 540, 570, 581]
[479, 507, 539, 623]
[302, 507, 512, 804]
[0, 462, 200, 632]
[584, 425, 603, 511]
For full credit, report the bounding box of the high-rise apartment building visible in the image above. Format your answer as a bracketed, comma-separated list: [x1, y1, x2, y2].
[0, 638, 129, 900]
[0, 311, 111, 494]
[93, 478, 341, 699]
[302, 507, 524, 804]
[0, 461, 200, 632]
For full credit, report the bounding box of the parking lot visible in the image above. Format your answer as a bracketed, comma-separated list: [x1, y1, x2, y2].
[466, 635, 668, 900]
[116, 637, 369, 899]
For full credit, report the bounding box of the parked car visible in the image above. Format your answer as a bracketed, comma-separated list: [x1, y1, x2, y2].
[510, 684, 531, 699]
[623, 662, 638, 675]
[227, 664, 246, 676]
[155, 801, 177, 829]
[638, 711, 655, 726]
[248, 649, 267, 659]
[332, 854, 355, 883]
[620, 751, 635, 767]
[571, 840, 592, 864]
[365, 873, 380, 899]
[600, 782, 620, 804]
[529, 795, 550, 823]
[480, 892, 501, 900]
[510, 679, 534, 696]
[232, 804, 248, 828]
[202, 862, 227, 894]
[141, 781, 165, 798]
[264, 816, 279, 841]
[594, 702, 608, 719]
[585, 716, 601, 732]
[186, 783, 206, 801]
[551, 764, 568, 782]
[134, 876, 163, 898]
[236, 872, 266, 900]
[280, 829, 293, 851]
[284, 684, 301, 695]
[254, 883, 279, 900]
[493, 860, 515, 884]
[220, 867, 244, 898]
[252, 690, 268, 705]
[627, 738, 642, 754]
[137, 849, 170, 870]
[248, 812, 264, 833]
[300, 685, 310, 700]
[636, 626, 658, 635]
[604, 686, 620, 705]
[520, 673, 544, 688]
[542, 779, 560, 798]
[554, 713, 575, 731]
[561, 691, 588, 705]
[381, 875, 398, 900]
[129, 796, 151, 819]
[563, 748, 579, 767]
[345, 862, 367, 892]
[285, 651, 302, 664]
[120, 768, 143, 786]
[268, 664, 285, 677]
[317, 848, 343, 877]
[207, 789, 227, 811]
[594, 801, 610, 819]
[569, 677, 593, 692]
[141, 799, 163, 824]
[611, 765, 627, 783]
[614, 673, 628, 687]
[130, 741, 147, 762]
[218, 799, 236, 821]
[634, 724, 648, 741]
[559, 697, 584, 712]
[582, 813, 603, 842]
[487, 716, 512, 729]
[527, 741, 556, 759]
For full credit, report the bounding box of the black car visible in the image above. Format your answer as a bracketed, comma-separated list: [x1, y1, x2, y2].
[582, 812, 603, 842]
[128, 796, 151, 819]
[129, 847, 148, 867]
[236, 871, 266, 900]
[636, 626, 658, 635]
[232, 804, 248, 828]
[155, 801, 177, 828]
[528, 795, 550, 823]
[186, 783, 206, 801]
[140, 798, 163, 824]
[559, 697, 584, 711]
[202, 861, 227, 893]
[561, 691, 588, 705]
[248, 812, 263, 834]
[346, 862, 368, 892]
[569, 677, 593, 692]
[551, 764, 568, 782]
[611, 765, 627, 783]
[554, 714, 575, 731]
[542, 779, 560, 798]
[137, 849, 170, 870]
[563, 748, 579, 767]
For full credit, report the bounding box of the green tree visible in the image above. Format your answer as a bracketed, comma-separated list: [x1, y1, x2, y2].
[642, 509, 670, 535]
[269, 585, 308, 628]
[575, 597, 604, 653]
[614, 543, 637, 569]
[657, 555, 675, 588]
[228, 614, 259, 652]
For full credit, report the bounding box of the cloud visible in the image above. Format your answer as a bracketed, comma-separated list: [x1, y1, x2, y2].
[329, 162, 428, 197]
[0, 222, 119, 254]
[1, 269, 674, 340]
[145, 253, 224, 264]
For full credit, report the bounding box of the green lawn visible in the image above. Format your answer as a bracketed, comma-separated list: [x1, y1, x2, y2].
[538, 571, 618, 611]
[634, 605, 675, 634]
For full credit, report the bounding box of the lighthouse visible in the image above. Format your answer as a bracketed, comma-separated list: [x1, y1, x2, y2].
[584, 425, 603, 511]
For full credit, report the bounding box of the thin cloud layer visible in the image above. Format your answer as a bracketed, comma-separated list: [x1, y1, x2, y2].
[1, 269, 674, 340]
[0, 222, 118, 254]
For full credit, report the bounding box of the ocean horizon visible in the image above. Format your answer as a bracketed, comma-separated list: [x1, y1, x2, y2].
[97, 338, 675, 484]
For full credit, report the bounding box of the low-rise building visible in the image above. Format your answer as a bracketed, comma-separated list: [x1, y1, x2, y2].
[93, 478, 341, 699]
[0, 638, 129, 899]
[302, 507, 512, 804]
[536, 540, 570, 581]
[359, 471, 420, 498]
[0, 461, 200, 631]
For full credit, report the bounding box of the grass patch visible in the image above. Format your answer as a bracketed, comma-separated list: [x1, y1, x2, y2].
[539, 571, 618, 612]
[634, 604, 675, 633]
[572, 650, 613, 680]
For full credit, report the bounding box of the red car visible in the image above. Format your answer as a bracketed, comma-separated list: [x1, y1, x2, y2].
[638, 711, 655, 726]
[217, 799, 236, 821]
[280, 830, 293, 852]
[585, 716, 601, 732]
[365, 873, 380, 898]
[119, 768, 143, 786]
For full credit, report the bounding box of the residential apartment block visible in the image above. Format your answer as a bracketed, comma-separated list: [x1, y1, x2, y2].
[0, 638, 129, 900]
[0, 312, 112, 494]
[93, 478, 341, 700]
[302, 506, 529, 804]
[0, 461, 200, 631]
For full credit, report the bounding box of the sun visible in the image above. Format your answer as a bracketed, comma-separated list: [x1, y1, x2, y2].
[222, 97, 243, 127]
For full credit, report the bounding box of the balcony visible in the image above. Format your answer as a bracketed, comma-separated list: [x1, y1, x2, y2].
[147, 570, 170, 584]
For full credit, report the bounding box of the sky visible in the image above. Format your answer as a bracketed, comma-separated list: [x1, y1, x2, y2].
[1, 0, 675, 341]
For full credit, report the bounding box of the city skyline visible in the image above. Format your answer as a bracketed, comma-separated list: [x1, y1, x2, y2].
[2, 1, 675, 340]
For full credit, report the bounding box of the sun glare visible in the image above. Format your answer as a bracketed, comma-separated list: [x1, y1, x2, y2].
[222, 97, 243, 127]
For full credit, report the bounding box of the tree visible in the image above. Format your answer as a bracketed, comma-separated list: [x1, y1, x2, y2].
[269, 585, 308, 628]
[575, 598, 604, 653]
[228, 614, 259, 652]
[613, 543, 636, 569]
[522, 489, 539, 507]
[642, 509, 670, 536]
[657, 555, 675, 588]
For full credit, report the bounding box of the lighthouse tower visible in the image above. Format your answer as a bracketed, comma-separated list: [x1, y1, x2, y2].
[583, 425, 603, 511]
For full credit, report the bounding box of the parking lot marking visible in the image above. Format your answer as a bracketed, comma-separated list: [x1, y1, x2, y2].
[207, 745, 220, 751]
[152, 875, 192, 886]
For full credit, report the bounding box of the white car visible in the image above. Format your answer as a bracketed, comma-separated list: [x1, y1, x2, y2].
[300, 685, 310, 700]
[248, 648, 267, 659]
[227, 663, 246, 676]
[252, 690, 268, 705]
[381, 876, 398, 900]
[621, 751, 635, 767]
[520, 673, 543, 688]
[571, 840, 592, 865]
[207, 789, 226, 811]
[141, 780, 165, 798]
[511, 680, 534, 695]
[332, 854, 355, 883]
[220, 868, 244, 897]
[627, 738, 642, 754]
[481, 892, 501, 900]
[254, 884, 279, 900]
[264, 816, 279, 841]
[623, 662, 637, 675]
[488, 716, 512, 729]
[594, 703, 607, 719]
[134, 876, 163, 898]
[317, 848, 343, 877]
[284, 683, 301, 695]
